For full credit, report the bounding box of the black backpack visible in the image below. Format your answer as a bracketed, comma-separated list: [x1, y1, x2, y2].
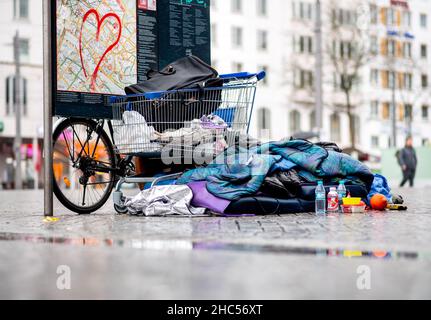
[125, 56, 223, 132]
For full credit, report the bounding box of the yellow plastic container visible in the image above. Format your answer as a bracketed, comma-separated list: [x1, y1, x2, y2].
[342, 198, 362, 206]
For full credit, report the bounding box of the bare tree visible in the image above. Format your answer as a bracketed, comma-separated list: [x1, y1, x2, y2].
[326, 0, 371, 149]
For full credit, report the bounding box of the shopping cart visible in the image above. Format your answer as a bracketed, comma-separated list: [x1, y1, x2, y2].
[52, 72, 265, 214]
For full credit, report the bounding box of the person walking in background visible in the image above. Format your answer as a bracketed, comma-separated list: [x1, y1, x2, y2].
[397, 136, 418, 188]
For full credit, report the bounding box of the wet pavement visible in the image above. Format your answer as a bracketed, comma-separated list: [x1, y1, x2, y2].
[0, 188, 430, 299]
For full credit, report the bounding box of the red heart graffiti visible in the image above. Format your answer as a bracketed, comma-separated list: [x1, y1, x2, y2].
[79, 9, 122, 91]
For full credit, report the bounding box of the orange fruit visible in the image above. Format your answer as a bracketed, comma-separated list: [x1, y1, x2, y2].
[370, 194, 388, 211]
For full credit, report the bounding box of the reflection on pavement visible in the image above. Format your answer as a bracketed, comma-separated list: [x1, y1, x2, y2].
[0, 232, 428, 261]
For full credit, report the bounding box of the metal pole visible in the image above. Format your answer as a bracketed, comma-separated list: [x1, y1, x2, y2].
[43, 0, 54, 217]
[315, 0, 324, 138]
[13, 31, 22, 190]
[33, 132, 39, 190]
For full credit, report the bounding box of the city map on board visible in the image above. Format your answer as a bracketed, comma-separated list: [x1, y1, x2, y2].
[56, 0, 137, 95]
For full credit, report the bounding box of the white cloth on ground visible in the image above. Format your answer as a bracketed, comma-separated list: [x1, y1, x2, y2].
[125, 185, 207, 216]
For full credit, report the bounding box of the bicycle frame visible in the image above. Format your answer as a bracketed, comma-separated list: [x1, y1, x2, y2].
[61, 118, 133, 178]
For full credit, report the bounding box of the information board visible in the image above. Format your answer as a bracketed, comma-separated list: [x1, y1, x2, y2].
[53, 0, 211, 119]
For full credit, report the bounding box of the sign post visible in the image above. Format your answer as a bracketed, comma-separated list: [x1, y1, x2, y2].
[43, 0, 54, 217]
[46, 0, 211, 214]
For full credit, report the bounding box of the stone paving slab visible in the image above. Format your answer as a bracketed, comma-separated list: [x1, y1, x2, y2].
[0, 241, 430, 300]
[0, 188, 430, 299]
[0, 188, 429, 252]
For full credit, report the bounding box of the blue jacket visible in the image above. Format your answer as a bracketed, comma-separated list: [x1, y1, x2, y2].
[177, 139, 374, 201]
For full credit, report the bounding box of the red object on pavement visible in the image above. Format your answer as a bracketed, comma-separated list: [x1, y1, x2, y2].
[370, 194, 388, 211]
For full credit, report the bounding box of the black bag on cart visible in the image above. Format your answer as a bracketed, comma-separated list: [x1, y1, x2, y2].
[125, 56, 223, 132]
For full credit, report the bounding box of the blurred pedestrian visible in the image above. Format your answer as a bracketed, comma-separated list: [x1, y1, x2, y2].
[397, 136, 418, 188]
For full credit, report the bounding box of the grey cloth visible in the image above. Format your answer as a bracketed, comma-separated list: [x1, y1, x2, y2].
[125, 185, 207, 216]
[398, 147, 417, 170]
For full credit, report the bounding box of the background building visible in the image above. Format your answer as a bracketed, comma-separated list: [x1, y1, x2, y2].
[0, 0, 43, 189]
[211, 0, 431, 155]
[0, 0, 430, 188]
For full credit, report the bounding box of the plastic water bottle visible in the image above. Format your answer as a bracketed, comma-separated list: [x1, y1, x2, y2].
[337, 180, 347, 212]
[315, 181, 326, 215]
[327, 187, 339, 212]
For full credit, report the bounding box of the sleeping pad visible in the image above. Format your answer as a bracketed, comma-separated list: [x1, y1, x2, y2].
[224, 183, 370, 215]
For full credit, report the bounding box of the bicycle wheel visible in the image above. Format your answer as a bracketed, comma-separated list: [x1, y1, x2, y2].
[53, 118, 116, 214]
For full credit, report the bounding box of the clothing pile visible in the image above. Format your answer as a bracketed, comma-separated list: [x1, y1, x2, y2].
[114, 111, 229, 154]
[125, 139, 389, 216]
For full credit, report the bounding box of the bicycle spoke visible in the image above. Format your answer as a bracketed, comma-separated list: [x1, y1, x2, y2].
[62, 131, 75, 163]
[82, 183, 87, 206]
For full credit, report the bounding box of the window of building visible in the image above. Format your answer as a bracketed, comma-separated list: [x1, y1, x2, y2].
[298, 2, 313, 21]
[398, 104, 405, 121]
[294, 69, 314, 89]
[14, 0, 29, 19]
[421, 44, 427, 59]
[388, 71, 396, 89]
[370, 5, 378, 24]
[370, 36, 378, 55]
[381, 7, 388, 25]
[405, 104, 413, 121]
[370, 101, 379, 118]
[404, 73, 413, 90]
[258, 65, 268, 85]
[257, 0, 267, 16]
[333, 9, 356, 26]
[388, 8, 396, 26]
[388, 39, 396, 56]
[420, 13, 427, 28]
[5, 75, 28, 116]
[403, 42, 412, 58]
[292, 2, 297, 18]
[18, 38, 29, 60]
[258, 108, 271, 131]
[232, 62, 243, 73]
[403, 11, 411, 27]
[330, 113, 341, 142]
[257, 30, 268, 51]
[370, 69, 379, 85]
[422, 74, 428, 88]
[354, 115, 361, 144]
[296, 35, 313, 54]
[289, 110, 301, 134]
[309, 111, 316, 130]
[422, 105, 429, 120]
[231, 0, 242, 14]
[231, 27, 243, 48]
[382, 102, 390, 120]
[371, 136, 380, 148]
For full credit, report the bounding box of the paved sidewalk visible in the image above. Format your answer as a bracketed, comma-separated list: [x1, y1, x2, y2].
[0, 188, 430, 299]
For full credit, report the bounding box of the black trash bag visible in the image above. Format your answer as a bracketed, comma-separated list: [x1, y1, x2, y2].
[260, 170, 303, 199]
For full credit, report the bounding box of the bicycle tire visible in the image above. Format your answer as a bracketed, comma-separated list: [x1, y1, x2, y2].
[52, 118, 116, 214]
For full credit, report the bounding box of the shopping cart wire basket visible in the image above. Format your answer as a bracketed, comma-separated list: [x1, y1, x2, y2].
[110, 71, 266, 156]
